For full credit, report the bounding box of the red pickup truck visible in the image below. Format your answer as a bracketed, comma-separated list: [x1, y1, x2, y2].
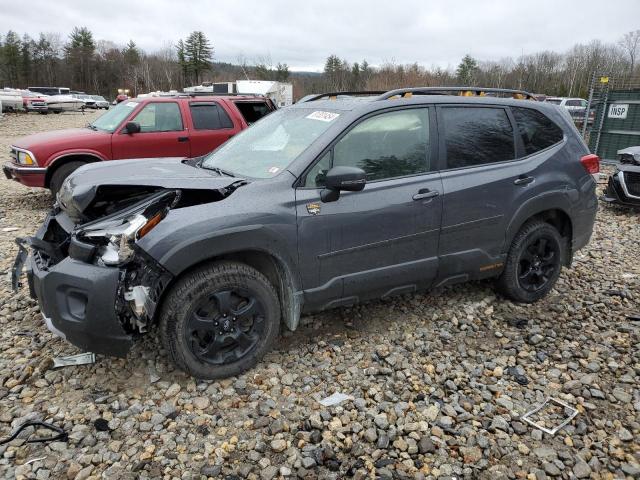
[4, 94, 275, 194]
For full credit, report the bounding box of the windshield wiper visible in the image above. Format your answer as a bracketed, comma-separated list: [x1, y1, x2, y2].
[86, 123, 97, 131]
[198, 162, 235, 177]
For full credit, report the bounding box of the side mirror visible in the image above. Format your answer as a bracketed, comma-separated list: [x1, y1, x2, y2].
[124, 121, 141, 134]
[320, 166, 366, 203]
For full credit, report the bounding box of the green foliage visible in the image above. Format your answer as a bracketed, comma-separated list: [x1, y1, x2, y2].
[1, 31, 22, 85]
[65, 27, 95, 90]
[179, 31, 213, 84]
[456, 54, 479, 85]
[123, 40, 140, 65]
[255, 62, 289, 82]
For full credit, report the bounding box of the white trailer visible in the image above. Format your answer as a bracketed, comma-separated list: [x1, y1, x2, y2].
[236, 80, 293, 107]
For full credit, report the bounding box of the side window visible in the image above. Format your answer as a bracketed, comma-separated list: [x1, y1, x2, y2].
[234, 101, 272, 124]
[332, 108, 430, 182]
[304, 151, 332, 187]
[442, 107, 514, 169]
[190, 103, 234, 130]
[512, 107, 564, 156]
[133, 102, 183, 132]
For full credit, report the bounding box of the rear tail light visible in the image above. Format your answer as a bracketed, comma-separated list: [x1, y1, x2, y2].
[580, 154, 600, 174]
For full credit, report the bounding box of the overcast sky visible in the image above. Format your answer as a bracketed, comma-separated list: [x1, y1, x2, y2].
[5, 0, 639, 71]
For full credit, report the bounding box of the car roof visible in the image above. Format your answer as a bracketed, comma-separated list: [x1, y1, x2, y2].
[133, 95, 268, 103]
[290, 94, 556, 115]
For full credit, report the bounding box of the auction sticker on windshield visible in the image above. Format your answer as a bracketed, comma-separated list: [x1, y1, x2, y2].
[306, 111, 340, 122]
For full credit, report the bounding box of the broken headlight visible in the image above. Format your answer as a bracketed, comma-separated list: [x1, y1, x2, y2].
[76, 190, 178, 266]
[79, 212, 163, 266]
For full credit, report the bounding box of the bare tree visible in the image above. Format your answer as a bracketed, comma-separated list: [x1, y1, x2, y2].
[619, 30, 640, 74]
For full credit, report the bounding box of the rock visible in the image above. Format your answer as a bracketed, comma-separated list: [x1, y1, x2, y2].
[374, 413, 389, 429]
[261, 465, 279, 480]
[618, 427, 633, 441]
[201, 465, 222, 477]
[460, 446, 482, 463]
[165, 383, 181, 397]
[533, 447, 557, 461]
[193, 396, 210, 410]
[418, 436, 436, 454]
[270, 439, 287, 452]
[573, 459, 591, 479]
[543, 463, 561, 476]
[363, 427, 377, 442]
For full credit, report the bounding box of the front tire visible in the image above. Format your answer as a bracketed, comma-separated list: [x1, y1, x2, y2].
[160, 261, 281, 379]
[49, 161, 86, 197]
[496, 220, 565, 303]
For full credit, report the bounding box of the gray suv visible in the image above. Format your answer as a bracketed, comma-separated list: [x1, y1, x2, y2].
[14, 87, 599, 379]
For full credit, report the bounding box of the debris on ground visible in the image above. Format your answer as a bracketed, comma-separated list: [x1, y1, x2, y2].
[52, 352, 96, 368]
[317, 392, 354, 406]
[0, 421, 67, 445]
[521, 397, 579, 435]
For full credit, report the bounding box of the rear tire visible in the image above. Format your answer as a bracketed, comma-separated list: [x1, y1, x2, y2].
[496, 220, 565, 303]
[160, 261, 280, 379]
[49, 161, 86, 197]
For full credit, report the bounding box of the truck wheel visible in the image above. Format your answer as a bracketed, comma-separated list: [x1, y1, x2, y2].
[50, 161, 85, 197]
[160, 261, 280, 379]
[496, 220, 565, 303]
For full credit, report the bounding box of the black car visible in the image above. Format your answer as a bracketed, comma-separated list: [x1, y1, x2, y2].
[13, 87, 599, 379]
[602, 146, 640, 208]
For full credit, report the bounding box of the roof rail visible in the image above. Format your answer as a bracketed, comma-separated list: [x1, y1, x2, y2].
[179, 92, 266, 97]
[377, 87, 537, 101]
[303, 91, 387, 102]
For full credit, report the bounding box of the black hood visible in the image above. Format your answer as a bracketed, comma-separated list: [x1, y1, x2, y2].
[58, 158, 246, 223]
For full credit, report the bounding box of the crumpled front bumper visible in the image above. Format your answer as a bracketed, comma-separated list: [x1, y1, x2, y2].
[14, 213, 133, 357]
[602, 170, 640, 208]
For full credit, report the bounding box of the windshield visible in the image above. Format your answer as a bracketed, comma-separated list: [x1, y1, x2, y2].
[201, 108, 340, 178]
[91, 101, 139, 132]
[545, 99, 562, 105]
[92, 95, 105, 101]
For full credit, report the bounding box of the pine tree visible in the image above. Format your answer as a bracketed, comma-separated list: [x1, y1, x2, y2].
[65, 27, 95, 90]
[176, 39, 188, 84]
[1, 31, 22, 85]
[123, 40, 140, 65]
[183, 31, 213, 84]
[456, 54, 479, 85]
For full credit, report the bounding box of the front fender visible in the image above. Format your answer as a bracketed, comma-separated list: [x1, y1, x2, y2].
[139, 220, 304, 330]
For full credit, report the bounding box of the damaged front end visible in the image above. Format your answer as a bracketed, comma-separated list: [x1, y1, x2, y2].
[13, 178, 246, 357]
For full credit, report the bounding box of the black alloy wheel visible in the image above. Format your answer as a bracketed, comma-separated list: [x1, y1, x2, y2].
[185, 288, 266, 365]
[160, 261, 280, 379]
[517, 235, 560, 292]
[496, 220, 565, 303]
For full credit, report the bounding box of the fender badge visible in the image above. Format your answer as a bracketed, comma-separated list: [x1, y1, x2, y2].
[306, 202, 321, 215]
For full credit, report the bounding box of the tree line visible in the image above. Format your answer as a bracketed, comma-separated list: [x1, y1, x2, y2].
[0, 27, 638, 100]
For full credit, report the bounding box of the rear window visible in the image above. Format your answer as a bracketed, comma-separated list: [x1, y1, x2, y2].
[190, 103, 234, 130]
[234, 101, 272, 124]
[545, 99, 562, 105]
[512, 107, 564, 155]
[565, 100, 583, 107]
[442, 107, 515, 169]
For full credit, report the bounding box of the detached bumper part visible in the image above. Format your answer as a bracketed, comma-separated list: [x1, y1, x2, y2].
[30, 256, 133, 357]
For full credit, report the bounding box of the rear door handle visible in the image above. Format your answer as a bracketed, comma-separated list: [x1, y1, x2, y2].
[514, 176, 534, 185]
[413, 189, 439, 201]
[178, 136, 189, 142]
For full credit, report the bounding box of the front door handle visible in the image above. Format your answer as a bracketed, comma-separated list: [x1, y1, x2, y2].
[514, 175, 534, 185]
[413, 189, 439, 201]
[177, 136, 189, 142]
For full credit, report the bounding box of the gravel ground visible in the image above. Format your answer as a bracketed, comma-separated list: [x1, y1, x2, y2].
[0, 112, 638, 480]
